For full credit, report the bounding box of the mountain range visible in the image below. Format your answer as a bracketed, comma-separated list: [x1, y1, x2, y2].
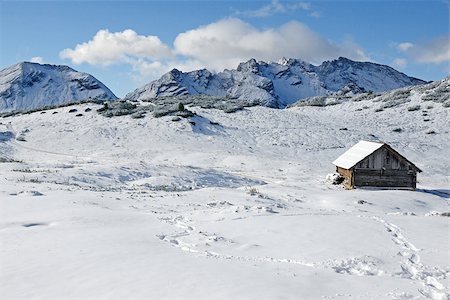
[0, 58, 427, 112]
[124, 57, 426, 107]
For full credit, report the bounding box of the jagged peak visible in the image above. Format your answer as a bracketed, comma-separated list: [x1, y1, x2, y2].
[237, 58, 260, 73]
[278, 57, 289, 66]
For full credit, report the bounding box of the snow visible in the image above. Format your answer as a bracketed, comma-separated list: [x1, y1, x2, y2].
[332, 140, 384, 170]
[0, 79, 449, 299]
[0, 62, 117, 113]
[124, 57, 425, 107]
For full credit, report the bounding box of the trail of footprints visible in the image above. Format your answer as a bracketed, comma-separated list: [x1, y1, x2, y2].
[156, 213, 448, 299]
[372, 216, 448, 300]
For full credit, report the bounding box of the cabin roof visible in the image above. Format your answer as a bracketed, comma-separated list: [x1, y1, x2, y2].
[333, 141, 384, 170]
[333, 140, 422, 172]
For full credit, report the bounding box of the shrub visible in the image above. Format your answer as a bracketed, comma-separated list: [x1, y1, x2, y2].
[326, 173, 344, 185]
[177, 102, 185, 111]
[407, 105, 420, 111]
[246, 187, 259, 196]
[97, 103, 109, 112]
[131, 112, 146, 119]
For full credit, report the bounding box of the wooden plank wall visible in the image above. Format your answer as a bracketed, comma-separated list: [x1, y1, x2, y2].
[355, 146, 413, 171]
[354, 169, 416, 189]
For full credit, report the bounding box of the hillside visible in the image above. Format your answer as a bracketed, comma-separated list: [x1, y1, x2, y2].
[0, 62, 117, 112]
[0, 76, 448, 299]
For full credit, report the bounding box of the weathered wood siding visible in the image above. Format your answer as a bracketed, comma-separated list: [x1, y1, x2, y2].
[336, 167, 354, 189]
[353, 146, 417, 189]
[353, 169, 416, 189]
[355, 147, 414, 171]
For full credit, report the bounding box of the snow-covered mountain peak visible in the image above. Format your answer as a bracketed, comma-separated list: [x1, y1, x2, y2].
[278, 57, 289, 66]
[236, 58, 260, 74]
[125, 57, 426, 107]
[0, 61, 117, 113]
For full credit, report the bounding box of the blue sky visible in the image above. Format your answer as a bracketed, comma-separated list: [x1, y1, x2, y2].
[0, 0, 448, 97]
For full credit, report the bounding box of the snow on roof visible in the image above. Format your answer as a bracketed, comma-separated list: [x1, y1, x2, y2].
[333, 140, 384, 170]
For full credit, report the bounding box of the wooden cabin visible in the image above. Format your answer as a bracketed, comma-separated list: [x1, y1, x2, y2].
[333, 141, 422, 190]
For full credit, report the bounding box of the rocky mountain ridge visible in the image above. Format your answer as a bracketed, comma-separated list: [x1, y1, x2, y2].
[125, 57, 426, 107]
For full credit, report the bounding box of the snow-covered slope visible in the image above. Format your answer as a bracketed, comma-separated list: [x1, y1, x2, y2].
[0, 76, 449, 299]
[291, 76, 450, 109]
[0, 62, 117, 112]
[125, 57, 426, 107]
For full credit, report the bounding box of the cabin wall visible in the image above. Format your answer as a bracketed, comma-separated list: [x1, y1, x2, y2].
[355, 147, 413, 171]
[336, 167, 354, 189]
[353, 169, 416, 189]
[338, 145, 418, 190]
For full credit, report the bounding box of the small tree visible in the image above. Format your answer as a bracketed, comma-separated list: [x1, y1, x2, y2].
[177, 102, 185, 111]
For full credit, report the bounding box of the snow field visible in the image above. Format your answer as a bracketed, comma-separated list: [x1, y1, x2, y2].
[0, 96, 449, 299]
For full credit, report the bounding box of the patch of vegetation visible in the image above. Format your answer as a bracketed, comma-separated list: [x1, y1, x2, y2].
[245, 187, 260, 196]
[407, 105, 421, 111]
[0, 157, 23, 163]
[142, 94, 258, 113]
[421, 82, 450, 104]
[12, 168, 52, 173]
[292, 95, 350, 107]
[97, 100, 140, 117]
[96, 95, 256, 119]
[0, 99, 106, 118]
[392, 128, 402, 132]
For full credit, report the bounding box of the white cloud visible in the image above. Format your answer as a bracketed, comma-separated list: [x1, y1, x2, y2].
[396, 42, 414, 52]
[60, 18, 368, 80]
[412, 36, 450, 64]
[30, 56, 44, 64]
[393, 37, 449, 66]
[236, 0, 311, 18]
[309, 11, 321, 18]
[174, 18, 368, 70]
[287, 2, 311, 11]
[60, 29, 172, 66]
[250, 0, 286, 17]
[393, 58, 407, 68]
[130, 58, 205, 79]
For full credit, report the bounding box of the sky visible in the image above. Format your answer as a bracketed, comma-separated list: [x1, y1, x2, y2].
[0, 0, 449, 97]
